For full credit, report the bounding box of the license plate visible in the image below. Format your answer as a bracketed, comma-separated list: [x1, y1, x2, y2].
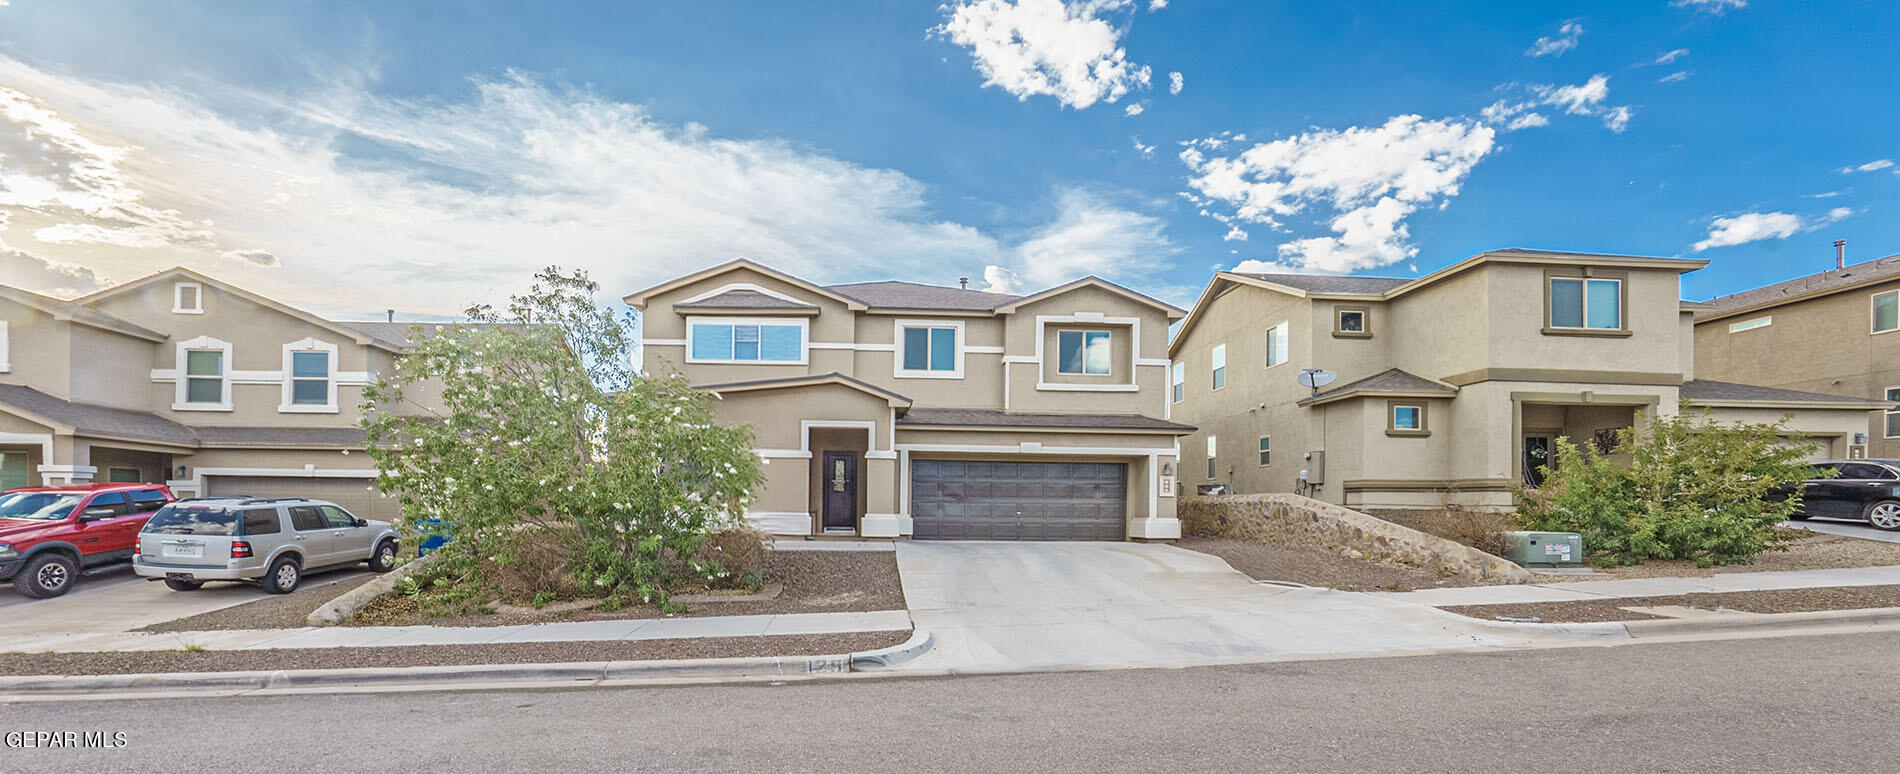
[163, 543, 203, 558]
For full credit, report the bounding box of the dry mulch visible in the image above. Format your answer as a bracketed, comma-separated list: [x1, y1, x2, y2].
[0, 630, 912, 676]
[139, 571, 379, 633]
[1444, 583, 1900, 623]
[1177, 537, 1472, 592]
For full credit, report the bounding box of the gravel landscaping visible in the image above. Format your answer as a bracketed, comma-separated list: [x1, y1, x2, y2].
[0, 630, 912, 676]
[140, 571, 379, 633]
[1443, 584, 1900, 623]
[1178, 537, 1473, 592]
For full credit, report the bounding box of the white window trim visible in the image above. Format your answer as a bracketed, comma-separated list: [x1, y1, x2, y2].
[1258, 435, 1271, 467]
[1547, 277, 1623, 330]
[1873, 290, 1899, 335]
[1210, 343, 1227, 392]
[172, 281, 205, 315]
[1205, 435, 1218, 479]
[173, 335, 233, 411]
[1054, 328, 1113, 377]
[893, 318, 965, 379]
[0, 320, 10, 373]
[279, 337, 340, 414]
[685, 316, 810, 365]
[1392, 404, 1424, 431]
[1265, 321, 1289, 369]
[1727, 316, 1772, 334]
[1170, 361, 1185, 404]
[1886, 386, 1900, 439]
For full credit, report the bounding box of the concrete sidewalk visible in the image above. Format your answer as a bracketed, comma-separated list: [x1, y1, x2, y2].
[0, 609, 912, 654]
[1372, 564, 1900, 607]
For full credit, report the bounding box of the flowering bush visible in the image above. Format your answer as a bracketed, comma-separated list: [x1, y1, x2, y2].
[362, 267, 763, 613]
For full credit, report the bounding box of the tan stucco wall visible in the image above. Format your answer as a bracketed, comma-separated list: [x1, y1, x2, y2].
[0, 300, 74, 399]
[67, 324, 155, 411]
[711, 383, 891, 451]
[1474, 263, 1686, 377]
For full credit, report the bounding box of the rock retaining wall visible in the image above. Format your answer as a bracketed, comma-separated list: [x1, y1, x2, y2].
[1180, 493, 1533, 585]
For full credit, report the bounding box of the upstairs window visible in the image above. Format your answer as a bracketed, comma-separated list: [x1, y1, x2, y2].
[900, 325, 959, 374]
[173, 281, 204, 314]
[184, 350, 225, 404]
[1728, 316, 1772, 333]
[1886, 388, 1900, 438]
[1258, 436, 1271, 466]
[1548, 277, 1622, 330]
[1170, 362, 1185, 404]
[689, 320, 804, 363]
[1057, 330, 1111, 375]
[290, 351, 330, 404]
[1211, 344, 1227, 390]
[1874, 290, 1899, 334]
[1265, 322, 1289, 367]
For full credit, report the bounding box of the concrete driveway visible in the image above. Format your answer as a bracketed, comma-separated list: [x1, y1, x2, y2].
[1785, 518, 1900, 544]
[0, 564, 368, 644]
[893, 541, 1611, 673]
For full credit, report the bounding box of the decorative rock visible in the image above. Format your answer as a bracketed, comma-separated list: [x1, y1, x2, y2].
[1180, 493, 1534, 585]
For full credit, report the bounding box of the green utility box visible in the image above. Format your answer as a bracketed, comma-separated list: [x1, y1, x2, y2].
[1499, 531, 1583, 568]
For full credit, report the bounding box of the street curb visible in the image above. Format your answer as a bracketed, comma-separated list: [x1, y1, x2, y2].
[1619, 606, 1900, 638]
[0, 629, 935, 699]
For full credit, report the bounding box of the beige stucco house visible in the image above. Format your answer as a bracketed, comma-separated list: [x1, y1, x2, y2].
[1693, 252, 1900, 459]
[0, 267, 437, 519]
[626, 259, 1191, 540]
[1168, 248, 1888, 511]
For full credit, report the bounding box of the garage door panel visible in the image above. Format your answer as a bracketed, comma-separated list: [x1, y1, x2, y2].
[911, 459, 1126, 541]
[205, 476, 400, 522]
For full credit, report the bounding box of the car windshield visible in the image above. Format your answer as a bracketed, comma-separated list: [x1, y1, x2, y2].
[0, 492, 84, 521]
[142, 506, 240, 536]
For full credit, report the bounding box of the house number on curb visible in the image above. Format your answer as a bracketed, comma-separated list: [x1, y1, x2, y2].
[806, 657, 849, 674]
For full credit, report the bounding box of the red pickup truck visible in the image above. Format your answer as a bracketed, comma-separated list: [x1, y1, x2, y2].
[0, 483, 175, 598]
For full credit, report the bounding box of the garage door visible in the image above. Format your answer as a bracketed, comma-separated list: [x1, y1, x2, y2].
[910, 460, 1127, 541]
[204, 476, 401, 522]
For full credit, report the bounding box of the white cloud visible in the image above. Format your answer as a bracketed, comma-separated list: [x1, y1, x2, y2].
[0, 57, 1175, 313]
[1482, 74, 1633, 133]
[1010, 187, 1175, 287]
[1131, 137, 1155, 157]
[1672, 0, 1746, 14]
[1124, 102, 1145, 116]
[1653, 48, 1690, 65]
[1168, 71, 1183, 95]
[1222, 225, 1247, 241]
[1840, 159, 1894, 174]
[1691, 208, 1851, 252]
[1525, 21, 1584, 58]
[981, 264, 1021, 293]
[1506, 113, 1550, 130]
[1147, 0, 1167, 9]
[935, 0, 1152, 110]
[1181, 115, 1495, 273]
[1657, 71, 1691, 84]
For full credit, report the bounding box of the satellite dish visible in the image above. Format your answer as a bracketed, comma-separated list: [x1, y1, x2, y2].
[1298, 368, 1337, 397]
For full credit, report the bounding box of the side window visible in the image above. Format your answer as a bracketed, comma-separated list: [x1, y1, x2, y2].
[320, 505, 359, 528]
[1170, 361, 1185, 404]
[288, 506, 326, 532]
[1840, 463, 1893, 480]
[83, 492, 131, 518]
[128, 489, 170, 514]
[241, 509, 282, 535]
[1211, 344, 1226, 390]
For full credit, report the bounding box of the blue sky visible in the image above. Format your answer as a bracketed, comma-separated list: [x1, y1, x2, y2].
[0, 0, 1895, 316]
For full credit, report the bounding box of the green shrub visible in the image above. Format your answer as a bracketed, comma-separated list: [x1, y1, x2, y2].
[1515, 404, 1819, 568]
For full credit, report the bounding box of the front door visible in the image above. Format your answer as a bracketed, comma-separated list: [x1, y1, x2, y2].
[821, 451, 858, 533]
[1523, 435, 1554, 488]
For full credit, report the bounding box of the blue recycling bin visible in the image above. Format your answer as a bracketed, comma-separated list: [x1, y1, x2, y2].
[416, 517, 453, 557]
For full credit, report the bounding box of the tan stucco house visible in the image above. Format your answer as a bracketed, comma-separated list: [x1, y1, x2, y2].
[626, 259, 1191, 540]
[1693, 251, 1900, 459]
[1168, 248, 1888, 511]
[0, 267, 437, 519]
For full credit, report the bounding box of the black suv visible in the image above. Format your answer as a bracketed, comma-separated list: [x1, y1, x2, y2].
[1792, 460, 1900, 531]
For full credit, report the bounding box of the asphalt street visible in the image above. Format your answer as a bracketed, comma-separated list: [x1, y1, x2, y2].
[6, 631, 1898, 773]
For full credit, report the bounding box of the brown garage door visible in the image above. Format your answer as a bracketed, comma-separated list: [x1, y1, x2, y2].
[204, 476, 401, 522]
[910, 459, 1127, 540]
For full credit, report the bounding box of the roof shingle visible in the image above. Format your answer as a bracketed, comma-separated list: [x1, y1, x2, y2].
[823, 281, 1021, 312]
[1299, 368, 1456, 405]
[1698, 254, 1900, 318]
[896, 407, 1192, 432]
[1679, 379, 1894, 406]
[1228, 272, 1413, 295]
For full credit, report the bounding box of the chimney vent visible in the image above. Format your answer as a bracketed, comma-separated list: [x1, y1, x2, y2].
[386, 309, 395, 323]
[1835, 240, 1846, 270]
[959, 277, 970, 290]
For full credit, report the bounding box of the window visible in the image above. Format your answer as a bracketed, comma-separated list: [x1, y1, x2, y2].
[1258, 436, 1271, 466]
[1548, 277, 1622, 330]
[1057, 330, 1111, 375]
[172, 281, 203, 314]
[1206, 435, 1218, 479]
[0, 320, 9, 372]
[1840, 462, 1897, 480]
[688, 320, 804, 363]
[1388, 402, 1429, 436]
[1334, 307, 1370, 338]
[290, 352, 330, 404]
[107, 467, 141, 483]
[1211, 344, 1226, 390]
[1171, 362, 1185, 404]
[184, 350, 224, 404]
[82, 492, 130, 519]
[901, 325, 959, 374]
[128, 490, 168, 514]
[1265, 322, 1289, 367]
[1887, 388, 1900, 438]
[1728, 316, 1772, 333]
[1874, 290, 1899, 334]
[320, 505, 358, 528]
[288, 506, 325, 532]
[241, 509, 282, 536]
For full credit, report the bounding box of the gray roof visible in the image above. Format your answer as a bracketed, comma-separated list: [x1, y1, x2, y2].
[1229, 272, 1413, 296]
[824, 281, 1021, 312]
[1301, 368, 1456, 404]
[333, 321, 517, 349]
[896, 407, 1193, 432]
[0, 385, 197, 445]
[693, 372, 913, 404]
[1698, 253, 1900, 318]
[1679, 379, 1893, 406]
[673, 290, 820, 311]
[0, 286, 167, 342]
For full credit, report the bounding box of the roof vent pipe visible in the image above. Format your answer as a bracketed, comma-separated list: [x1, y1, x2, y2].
[959, 277, 969, 290]
[1836, 240, 1846, 270]
[387, 309, 395, 323]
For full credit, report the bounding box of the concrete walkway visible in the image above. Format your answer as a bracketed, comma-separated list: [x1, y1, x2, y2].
[1373, 564, 1900, 607]
[0, 609, 912, 654]
[889, 541, 1613, 674]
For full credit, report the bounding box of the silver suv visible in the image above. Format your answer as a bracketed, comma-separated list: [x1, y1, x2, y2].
[133, 497, 400, 594]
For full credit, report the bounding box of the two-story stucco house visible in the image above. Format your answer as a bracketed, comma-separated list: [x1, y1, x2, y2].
[626, 259, 1191, 541]
[1168, 248, 1887, 511]
[1693, 251, 1900, 459]
[0, 267, 436, 520]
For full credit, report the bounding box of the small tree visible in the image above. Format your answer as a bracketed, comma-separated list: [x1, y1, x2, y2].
[1516, 404, 1819, 568]
[361, 267, 763, 612]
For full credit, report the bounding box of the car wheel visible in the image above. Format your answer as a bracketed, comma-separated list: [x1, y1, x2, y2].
[368, 539, 398, 573]
[262, 557, 301, 594]
[1866, 500, 1900, 531]
[12, 553, 77, 599]
[163, 578, 203, 592]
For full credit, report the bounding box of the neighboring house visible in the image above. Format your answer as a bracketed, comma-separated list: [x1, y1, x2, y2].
[1693, 252, 1900, 459]
[0, 267, 439, 520]
[625, 259, 1191, 540]
[1167, 248, 1888, 511]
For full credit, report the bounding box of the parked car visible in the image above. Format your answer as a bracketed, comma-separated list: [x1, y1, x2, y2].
[0, 483, 175, 598]
[134, 497, 400, 593]
[1790, 459, 1900, 531]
